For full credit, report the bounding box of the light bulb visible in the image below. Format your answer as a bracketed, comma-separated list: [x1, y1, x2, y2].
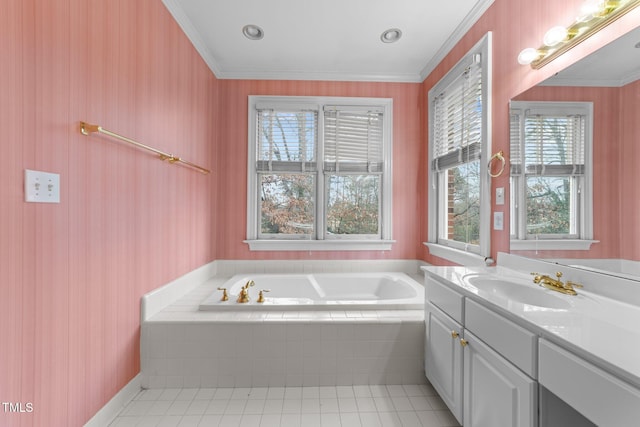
[543, 26, 569, 46]
[517, 48, 540, 65]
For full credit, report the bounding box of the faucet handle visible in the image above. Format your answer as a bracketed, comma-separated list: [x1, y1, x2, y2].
[566, 280, 583, 289]
[257, 289, 271, 303]
[217, 287, 229, 301]
[556, 272, 563, 280]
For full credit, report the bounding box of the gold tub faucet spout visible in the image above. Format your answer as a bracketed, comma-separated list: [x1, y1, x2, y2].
[237, 280, 255, 303]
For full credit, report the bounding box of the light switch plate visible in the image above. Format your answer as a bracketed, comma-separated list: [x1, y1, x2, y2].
[25, 169, 60, 203]
[496, 187, 505, 205]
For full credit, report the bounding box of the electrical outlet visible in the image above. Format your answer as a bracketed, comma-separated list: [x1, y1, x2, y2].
[25, 169, 60, 203]
[494, 211, 504, 230]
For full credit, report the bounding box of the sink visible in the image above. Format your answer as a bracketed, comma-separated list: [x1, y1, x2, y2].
[464, 275, 571, 309]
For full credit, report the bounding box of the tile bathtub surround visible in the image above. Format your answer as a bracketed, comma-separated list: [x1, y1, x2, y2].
[141, 277, 425, 389]
[109, 384, 460, 427]
[142, 320, 424, 389]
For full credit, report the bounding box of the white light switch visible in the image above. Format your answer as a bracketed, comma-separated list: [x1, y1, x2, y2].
[493, 211, 504, 230]
[496, 187, 505, 205]
[25, 169, 60, 203]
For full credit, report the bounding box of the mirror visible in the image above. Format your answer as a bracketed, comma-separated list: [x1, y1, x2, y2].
[509, 25, 640, 281]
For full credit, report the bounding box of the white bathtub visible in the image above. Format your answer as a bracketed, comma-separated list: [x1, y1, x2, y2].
[199, 272, 424, 311]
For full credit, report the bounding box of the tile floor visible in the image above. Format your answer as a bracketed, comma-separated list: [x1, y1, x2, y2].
[109, 384, 460, 427]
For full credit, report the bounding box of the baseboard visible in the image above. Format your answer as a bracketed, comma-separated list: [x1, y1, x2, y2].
[84, 373, 141, 427]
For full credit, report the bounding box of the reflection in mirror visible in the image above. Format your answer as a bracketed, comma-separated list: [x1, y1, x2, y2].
[509, 26, 640, 280]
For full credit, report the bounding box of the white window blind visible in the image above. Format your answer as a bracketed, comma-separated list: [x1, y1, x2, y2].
[432, 56, 483, 171]
[256, 107, 318, 172]
[510, 111, 586, 176]
[323, 106, 384, 173]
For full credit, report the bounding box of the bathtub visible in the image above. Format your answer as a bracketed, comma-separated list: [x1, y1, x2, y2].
[199, 272, 424, 311]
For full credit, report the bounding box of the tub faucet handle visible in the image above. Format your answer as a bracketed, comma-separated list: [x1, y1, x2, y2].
[257, 289, 271, 303]
[217, 287, 228, 301]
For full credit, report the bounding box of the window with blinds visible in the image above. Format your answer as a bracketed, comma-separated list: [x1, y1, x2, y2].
[510, 101, 592, 241]
[427, 33, 491, 261]
[431, 54, 484, 250]
[323, 107, 384, 173]
[432, 56, 482, 172]
[256, 107, 318, 172]
[247, 96, 393, 248]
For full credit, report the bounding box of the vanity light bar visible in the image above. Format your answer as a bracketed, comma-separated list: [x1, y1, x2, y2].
[518, 0, 640, 68]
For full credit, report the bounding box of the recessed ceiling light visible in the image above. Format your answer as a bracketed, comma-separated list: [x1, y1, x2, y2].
[242, 24, 264, 40]
[381, 28, 402, 44]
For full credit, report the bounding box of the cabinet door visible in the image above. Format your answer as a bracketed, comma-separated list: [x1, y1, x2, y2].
[463, 331, 537, 427]
[425, 304, 463, 423]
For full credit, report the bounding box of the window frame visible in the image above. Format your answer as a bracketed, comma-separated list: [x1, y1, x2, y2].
[426, 32, 492, 265]
[509, 100, 596, 251]
[245, 96, 394, 251]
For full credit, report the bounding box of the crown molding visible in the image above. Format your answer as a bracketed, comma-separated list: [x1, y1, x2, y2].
[419, 0, 495, 81]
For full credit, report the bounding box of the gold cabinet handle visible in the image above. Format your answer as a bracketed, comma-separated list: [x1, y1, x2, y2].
[451, 330, 459, 339]
[460, 339, 469, 347]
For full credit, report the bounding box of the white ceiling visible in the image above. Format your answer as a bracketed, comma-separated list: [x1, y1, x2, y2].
[162, 0, 495, 82]
[542, 25, 640, 87]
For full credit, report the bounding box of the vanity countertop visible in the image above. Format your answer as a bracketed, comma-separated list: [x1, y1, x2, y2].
[422, 264, 640, 389]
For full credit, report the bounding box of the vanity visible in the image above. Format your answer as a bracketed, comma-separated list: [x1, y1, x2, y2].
[423, 253, 640, 427]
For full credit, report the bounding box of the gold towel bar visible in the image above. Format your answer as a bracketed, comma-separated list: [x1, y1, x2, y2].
[79, 122, 210, 174]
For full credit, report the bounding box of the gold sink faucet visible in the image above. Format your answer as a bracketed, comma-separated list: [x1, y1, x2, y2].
[237, 280, 255, 303]
[531, 272, 582, 296]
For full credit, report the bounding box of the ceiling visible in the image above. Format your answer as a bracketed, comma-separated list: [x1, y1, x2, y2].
[162, 0, 495, 83]
[542, 25, 640, 87]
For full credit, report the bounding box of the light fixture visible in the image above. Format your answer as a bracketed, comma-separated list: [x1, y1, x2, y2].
[381, 28, 402, 43]
[242, 24, 264, 40]
[518, 0, 640, 68]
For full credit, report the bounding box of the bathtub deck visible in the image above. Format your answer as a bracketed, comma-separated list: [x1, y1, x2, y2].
[142, 275, 426, 389]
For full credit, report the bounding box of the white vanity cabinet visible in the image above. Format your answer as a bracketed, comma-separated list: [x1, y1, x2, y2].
[425, 302, 464, 422]
[425, 274, 537, 427]
[539, 339, 640, 427]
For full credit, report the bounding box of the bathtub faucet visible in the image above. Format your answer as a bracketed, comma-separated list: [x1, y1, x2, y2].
[237, 280, 255, 303]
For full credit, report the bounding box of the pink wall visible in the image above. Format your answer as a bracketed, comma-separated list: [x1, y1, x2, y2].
[419, 0, 640, 264]
[215, 80, 422, 260]
[0, 1, 216, 426]
[620, 79, 640, 260]
[511, 85, 622, 259]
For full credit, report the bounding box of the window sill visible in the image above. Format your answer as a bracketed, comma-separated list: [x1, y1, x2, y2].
[244, 240, 395, 251]
[510, 239, 599, 251]
[423, 243, 491, 266]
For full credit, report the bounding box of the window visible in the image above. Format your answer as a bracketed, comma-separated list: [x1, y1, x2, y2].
[246, 96, 393, 251]
[427, 33, 492, 264]
[510, 101, 594, 250]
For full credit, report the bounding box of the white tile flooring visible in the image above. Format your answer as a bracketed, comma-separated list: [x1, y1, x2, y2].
[109, 384, 460, 427]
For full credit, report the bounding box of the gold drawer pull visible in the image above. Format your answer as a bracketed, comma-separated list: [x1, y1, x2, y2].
[460, 339, 469, 347]
[451, 331, 459, 339]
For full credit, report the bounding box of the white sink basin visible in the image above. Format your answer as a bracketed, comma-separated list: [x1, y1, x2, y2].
[464, 275, 571, 309]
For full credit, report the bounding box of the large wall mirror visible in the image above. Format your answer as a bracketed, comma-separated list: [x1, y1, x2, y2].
[509, 25, 640, 281]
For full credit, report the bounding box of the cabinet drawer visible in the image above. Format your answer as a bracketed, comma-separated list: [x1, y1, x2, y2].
[465, 299, 537, 378]
[426, 275, 464, 323]
[539, 339, 640, 427]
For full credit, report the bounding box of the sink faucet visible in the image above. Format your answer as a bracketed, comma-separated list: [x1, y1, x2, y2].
[531, 272, 582, 296]
[236, 280, 255, 303]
